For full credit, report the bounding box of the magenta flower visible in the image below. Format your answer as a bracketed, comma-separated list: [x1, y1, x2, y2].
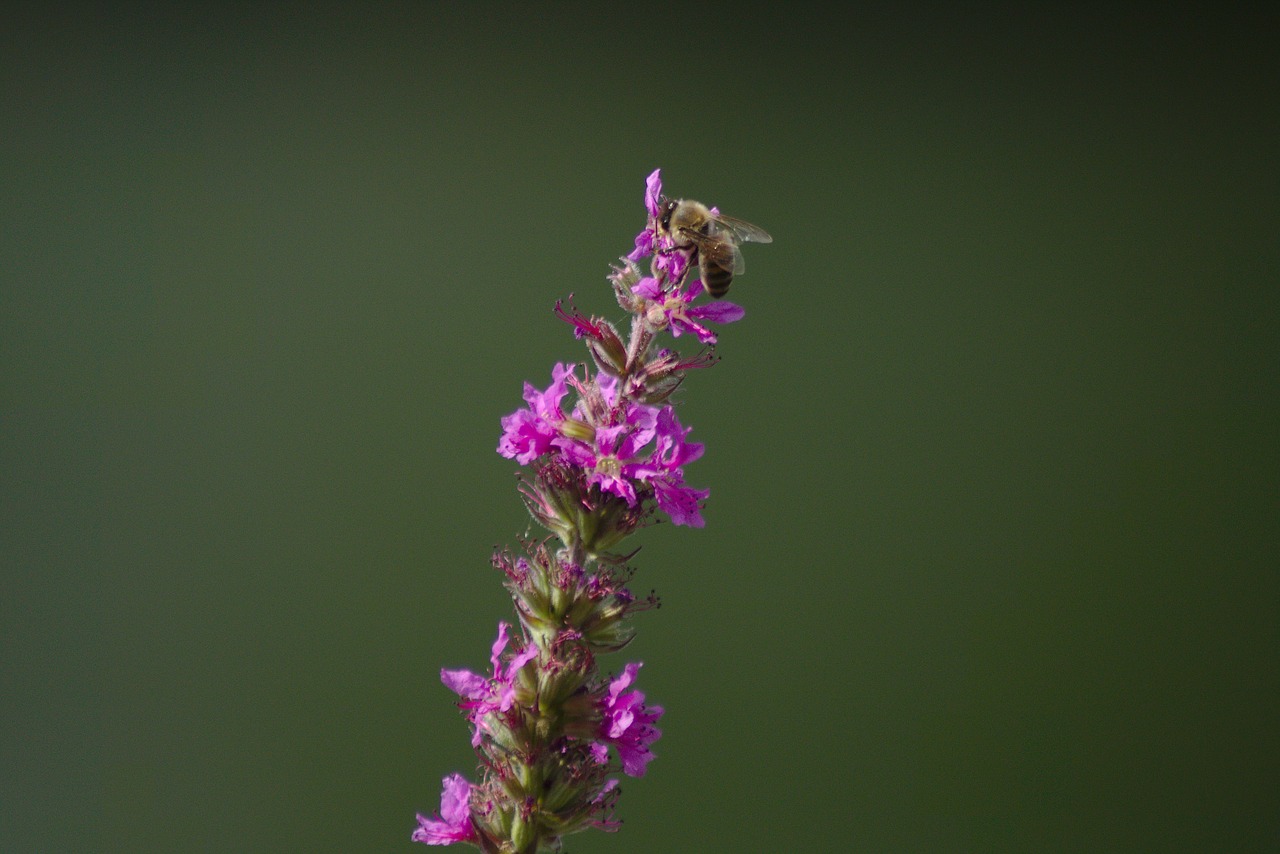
[644, 169, 663, 219]
[652, 237, 690, 283]
[633, 407, 709, 527]
[634, 275, 745, 345]
[548, 376, 709, 527]
[627, 168, 664, 262]
[652, 478, 710, 528]
[625, 168, 693, 283]
[554, 416, 656, 507]
[412, 773, 477, 846]
[441, 622, 538, 746]
[554, 375, 660, 507]
[629, 227, 654, 262]
[497, 362, 577, 465]
[593, 662, 663, 778]
[648, 406, 704, 471]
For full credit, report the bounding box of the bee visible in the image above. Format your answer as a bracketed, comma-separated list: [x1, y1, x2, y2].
[655, 197, 772, 298]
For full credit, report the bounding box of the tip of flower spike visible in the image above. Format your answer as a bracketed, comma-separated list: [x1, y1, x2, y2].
[644, 169, 663, 218]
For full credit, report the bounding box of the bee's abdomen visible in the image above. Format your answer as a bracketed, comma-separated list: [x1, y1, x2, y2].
[701, 259, 734, 298]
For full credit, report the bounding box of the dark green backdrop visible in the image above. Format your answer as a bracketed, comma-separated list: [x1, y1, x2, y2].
[3, 4, 1276, 851]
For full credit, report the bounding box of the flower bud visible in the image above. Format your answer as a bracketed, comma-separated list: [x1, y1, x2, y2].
[558, 418, 596, 443]
[554, 302, 627, 379]
[517, 476, 576, 546]
[633, 373, 683, 405]
[586, 321, 627, 377]
[509, 812, 535, 853]
[609, 258, 644, 314]
[645, 302, 668, 330]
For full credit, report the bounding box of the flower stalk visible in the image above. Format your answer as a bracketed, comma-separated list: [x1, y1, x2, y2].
[414, 169, 765, 851]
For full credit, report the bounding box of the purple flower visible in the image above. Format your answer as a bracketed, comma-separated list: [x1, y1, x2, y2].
[633, 407, 709, 528]
[441, 622, 538, 747]
[412, 773, 478, 846]
[643, 169, 663, 219]
[627, 169, 665, 262]
[498, 363, 577, 465]
[554, 413, 657, 507]
[593, 662, 663, 778]
[623, 168, 698, 286]
[551, 382, 709, 526]
[634, 276, 745, 345]
[554, 377, 660, 507]
[629, 228, 655, 262]
[652, 239, 690, 284]
[648, 406, 704, 471]
[651, 478, 710, 528]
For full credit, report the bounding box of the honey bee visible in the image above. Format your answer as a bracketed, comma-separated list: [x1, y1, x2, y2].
[655, 197, 772, 298]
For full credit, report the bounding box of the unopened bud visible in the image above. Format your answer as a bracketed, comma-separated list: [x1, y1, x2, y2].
[558, 418, 595, 443]
[609, 258, 644, 313]
[634, 373, 683, 405]
[509, 812, 535, 853]
[587, 323, 627, 376]
[644, 302, 668, 330]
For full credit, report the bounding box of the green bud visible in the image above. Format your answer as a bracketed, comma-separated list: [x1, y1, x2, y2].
[509, 812, 535, 854]
[586, 320, 628, 376]
[557, 418, 595, 443]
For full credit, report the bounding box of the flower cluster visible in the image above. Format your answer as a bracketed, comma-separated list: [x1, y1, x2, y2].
[502, 366, 709, 531]
[415, 170, 757, 852]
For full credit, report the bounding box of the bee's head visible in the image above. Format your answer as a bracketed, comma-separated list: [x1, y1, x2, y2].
[657, 197, 680, 234]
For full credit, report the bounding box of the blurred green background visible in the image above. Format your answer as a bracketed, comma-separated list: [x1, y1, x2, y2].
[3, 3, 1276, 851]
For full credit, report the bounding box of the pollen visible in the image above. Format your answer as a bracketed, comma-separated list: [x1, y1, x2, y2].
[645, 303, 669, 329]
[595, 456, 621, 479]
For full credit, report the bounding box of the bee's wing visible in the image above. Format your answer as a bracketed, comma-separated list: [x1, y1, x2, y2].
[683, 228, 745, 275]
[713, 214, 773, 245]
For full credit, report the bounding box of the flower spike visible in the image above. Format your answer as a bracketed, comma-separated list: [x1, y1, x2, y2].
[414, 169, 768, 850]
